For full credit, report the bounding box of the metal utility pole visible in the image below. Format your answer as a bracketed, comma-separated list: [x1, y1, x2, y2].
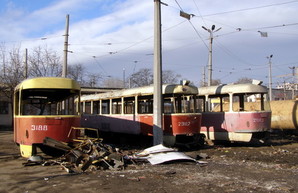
[201, 66, 206, 87]
[267, 55, 273, 101]
[289, 66, 296, 99]
[153, 0, 163, 145]
[62, 14, 69, 78]
[123, 67, 126, 88]
[202, 25, 221, 86]
[24, 48, 28, 79]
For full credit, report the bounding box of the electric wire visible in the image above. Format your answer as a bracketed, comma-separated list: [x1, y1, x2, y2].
[200, 0, 298, 17]
[174, 0, 209, 50]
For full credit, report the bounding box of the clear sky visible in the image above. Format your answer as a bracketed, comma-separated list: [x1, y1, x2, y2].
[0, 0, 297, 87]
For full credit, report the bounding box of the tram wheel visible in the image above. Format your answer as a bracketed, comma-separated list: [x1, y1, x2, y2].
[163, 136, 176, 147]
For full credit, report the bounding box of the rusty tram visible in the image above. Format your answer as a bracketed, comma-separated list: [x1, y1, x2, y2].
[80, 83, 202, 146]
[14, 77, 81, 157]
[197, 83, 271, 142]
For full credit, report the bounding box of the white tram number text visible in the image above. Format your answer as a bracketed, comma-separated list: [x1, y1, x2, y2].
[31, 125, 48, 131]
[178, 122, 191, 126]
[253, 118, 264, 123]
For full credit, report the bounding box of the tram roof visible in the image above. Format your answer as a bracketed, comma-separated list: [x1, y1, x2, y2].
[15, 77, 81, 91]
[198, 83, 268, 96]
[81, 84, 198, 101]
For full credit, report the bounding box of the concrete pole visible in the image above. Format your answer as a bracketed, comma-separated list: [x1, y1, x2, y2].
[207, 33, 213, 86]
[202, 25, 221, 86]
[289, 66, 296, 99]
[123, 68, 125, 88]
[153, 0, 163, 145]
[267, 55, 273, 101]
[62, 14, 69, 78]
[202, 66, 206, 86]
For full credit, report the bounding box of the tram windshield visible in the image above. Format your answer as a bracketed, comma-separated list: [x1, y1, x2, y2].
[197, 93, 270, 112]
[138, 94, 196, 114]
[16, 89, 80, 116]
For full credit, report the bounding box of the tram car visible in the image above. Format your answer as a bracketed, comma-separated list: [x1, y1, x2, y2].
[197, 83, 271, 142]
[80, 83, 202, 146]
[14, 77, 81, 158]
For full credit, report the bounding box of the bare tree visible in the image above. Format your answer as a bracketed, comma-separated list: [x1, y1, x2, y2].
[102, 77, 123, 88]
[199, 78, 221, 87]
[129, 68, 153, 88]
[162, 70, 181, 84]
[235, 77, 252, 84]
[0, 45, 25, 98]
[128, 68, 181, 88]
[211, 79, 222, 86]
[68, 63, 85, 83]
[0, 45, 64, 105]
[86, 74, 102, 87]
[28, 46, 62, 77]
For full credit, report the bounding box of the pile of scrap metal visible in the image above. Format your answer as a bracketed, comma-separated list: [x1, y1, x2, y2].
[23, 136, 206, 173]
[35, 137, 124, 173]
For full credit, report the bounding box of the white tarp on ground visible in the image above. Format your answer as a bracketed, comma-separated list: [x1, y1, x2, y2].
[135, 144, 196, 165]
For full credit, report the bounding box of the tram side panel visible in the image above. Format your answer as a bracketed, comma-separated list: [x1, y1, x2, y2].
[14, 116, 80, 145]
[201, 111, 271, 142]
[81, 113, 202, 145]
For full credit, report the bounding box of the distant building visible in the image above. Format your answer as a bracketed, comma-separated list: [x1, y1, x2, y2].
[272, 87, 298, 100]
[0, 88, 12, 129]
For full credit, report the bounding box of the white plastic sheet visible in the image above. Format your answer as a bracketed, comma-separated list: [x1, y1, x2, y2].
[136, 144, 196, 165]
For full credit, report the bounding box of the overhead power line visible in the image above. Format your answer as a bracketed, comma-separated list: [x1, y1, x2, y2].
[174, 0, 209, 49]
[200, 0, 298, 17]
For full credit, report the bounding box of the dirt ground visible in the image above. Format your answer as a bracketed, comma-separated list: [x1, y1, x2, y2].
[0, 130, 298, 193]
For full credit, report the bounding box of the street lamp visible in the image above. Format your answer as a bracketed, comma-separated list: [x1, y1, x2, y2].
[267, 54, 273, 101]
[202, 25, 221, 86]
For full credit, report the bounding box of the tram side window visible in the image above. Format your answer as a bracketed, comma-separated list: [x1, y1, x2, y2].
[93, 101, 99, 114]
[210, 96, 229, 112]
[237, 95, 245, 111]
[112, 99, 121, 114]
[221, 96, 230, 112]
[244, 94, 269, 111]
[67, 97, 74, 115]
[138, 96, 153, 114]
[84, 102, 92, 114]
[124, 97, 135, 114]
[195, 97, 205, 112]
[164, 98, 173, 113]
[101, 100, 110, 114]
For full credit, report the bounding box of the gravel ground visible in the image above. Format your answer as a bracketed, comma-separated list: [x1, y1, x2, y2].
[0, 130, 297, 193]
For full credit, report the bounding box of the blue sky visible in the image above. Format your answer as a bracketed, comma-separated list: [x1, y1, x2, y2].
[0, 0, 297, 87]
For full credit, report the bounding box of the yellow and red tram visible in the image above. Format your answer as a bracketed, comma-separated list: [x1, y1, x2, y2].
[14, 77, 81, 157]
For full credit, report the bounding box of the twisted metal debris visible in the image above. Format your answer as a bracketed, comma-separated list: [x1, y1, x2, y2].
[23, 137, 126, 173]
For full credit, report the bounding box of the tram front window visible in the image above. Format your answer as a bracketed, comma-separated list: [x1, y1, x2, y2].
[164, 95, 196, 114]
[20, 89, 79, 116]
